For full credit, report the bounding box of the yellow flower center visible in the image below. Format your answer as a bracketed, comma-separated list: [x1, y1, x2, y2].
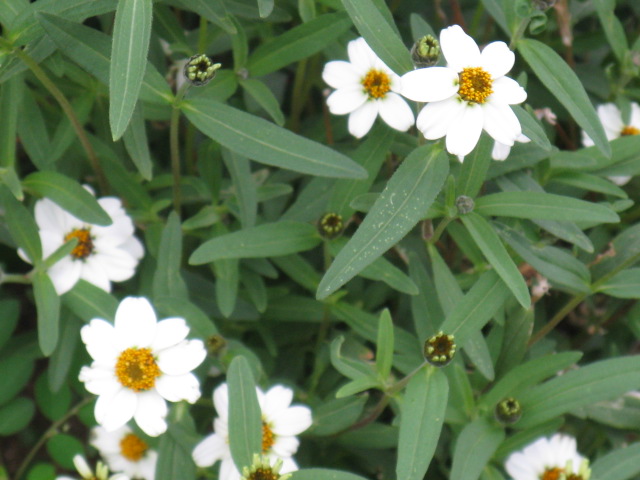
[115, 347, 161, 392]
[362, 69, 391, 99]
[262, 421, 275, 452]
[458, 67, 493, 104]
[64, 228, 94, 259]
[540, 468, 563, 480]
[246, 468, 279, 480]
[119, 433, 148, 461]
[621, 125, 640, 136]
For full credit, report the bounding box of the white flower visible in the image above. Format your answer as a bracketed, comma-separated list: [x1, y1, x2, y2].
[192, 383, 312, 480]
[401, 24, 527, 158]
[322, 37, 414, 138]
[19, 192, 144, 295]
[56, 455, 129, 480]
[79, 297, 207, 437]
[582, 102, 640, 186]
[91, 425, 157, 480]
[505, 434, 591, 480]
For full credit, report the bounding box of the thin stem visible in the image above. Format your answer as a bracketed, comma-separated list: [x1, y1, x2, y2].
[197, 16, 208, 54]
[1, 273, 32, 285]
[14, 397, 94, 480]
[170, 82, 192, 215]
[509, 17, 530, 50]
[429, 217, 453, 245]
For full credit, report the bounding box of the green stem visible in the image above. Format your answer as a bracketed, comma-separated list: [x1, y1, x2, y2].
[197, 16, 208, 54]
[14, 397, 94, 480]
[0, 273, 32, 285]
[509, 17, 530, 50]
[170, 82, 192, 215]
[429, 217, 453, 244]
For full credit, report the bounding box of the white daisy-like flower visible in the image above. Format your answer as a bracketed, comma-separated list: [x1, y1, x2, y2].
[504, 433, 591, 480]
[582, 102, 640, 186]
[56, 455, 129, 480]
[401, 24, 527, 158]
[322, 37, 414, 138]
[19, 191, 144, 295]
[192, 383, 312, 480]
[79, 297, 207, 437]
[91, 425, 157, 480]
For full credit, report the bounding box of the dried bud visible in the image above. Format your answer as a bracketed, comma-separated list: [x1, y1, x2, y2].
[423, 331, 456, 367]
[207, 334, 227, 355]
[318, 212, 344, 239]
[411, 35, 440, 68]
[184, 54, 221, 86]
[456, 195, 474, 215]
[495, 397, 522, 424]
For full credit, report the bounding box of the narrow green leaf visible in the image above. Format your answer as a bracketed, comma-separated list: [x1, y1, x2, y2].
[189, 222, 321, 264]
[591, 442, 640, 480]
[0, 0, 28, 26]
[122, 104, 153, 180]
[248, 12, 351, 77]
[182, 98, 366, 179]
[375, 309, 394, 380]
[450, 419, 505, 480]
[292, 469, 370, 480]
[0, 166, 23, 201]
[17, 86, 51, 170]
[549, 171, 627, 198]
[0, 397, 35, 435]
[215, 259, 239, 318]
[310, 396, 368, 436]
[456, 134, 493, 198]
[153, 212, 188, 300]
[592, 0, 628, 63]
[257, 0, 273, 17]
[241, 270, 268, 313]
[596, 268, 640, 298]
[461, 213, 530, 308]
[317, 144, 448, 299]
[0, 353, 34, 407]
[512, 105, 553, 152]
[495, 307, 532, 378]
[171, 0, 235, 33]
[592, 223, 640, 281]
[222, 149, 257, 228]
[109, 0, 153, 140]
[330, 337, 376, 381]
[23, 172, 112, 226]
[0, 75, 22, 168]
[227, 356, 262, 470]
[0, 185, 42, 263]
[475, 191, 619, 223]
[33, 271, 60, 356]
[240, 78, 285, 126]
[360, 257, 419, 295]
[48, 315, 80, 393]
[156, 409, 199, 480]
[62, 280, 118, 322]
[154, 297, 218, 339]
[397, 367, 448, 480]
[341, 0, 413, 75]
[336, 377, 381, 399]
[518, 39, 610, 157]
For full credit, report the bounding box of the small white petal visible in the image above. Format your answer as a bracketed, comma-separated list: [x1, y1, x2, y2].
[491, 140, 511, 161]
[479, 41, 514, 78]
[270, 435, 300, 457]
[79, 365, 119, 395]
[597, 103, 624, 140]
[213, 383, 230, 420]
[192, 433, 229, 467]
[114, 297, 157, 349]
[151, 317, 189, 351]
[156, 339, 206, 376]
[133, 391, 168, 437]
[629, 102, 640, 128]
[95, 388, 137, 431]
[73, 455, 93, 478]
[440, 24, 481, 71]
[483, 101, 522, 146]
[400, 67, 458, 103]
[490, 76, 527, 105]
[608, 175, 631, 186]
[348, 37, 377, 74]
[446, 104, 484, 156]
[219, 458, 242, 480]
[416, 97, 466, 140]
[326, 87, 368, 115]
[81, 319, 118, 363]
[348, 101, 379, 138]
[155, 373, 201, 403]
[322, 61, 361, 89]
[91, 247, 138, 282]
[278, 457, 299, 474]
[270, 405, 313, 436]
[378, 92, 415, 132]
[581, 130, 595, 147]
[262, 385, 293, 419]
[48, 257, 83, 295]
[34, 198, 74, 235]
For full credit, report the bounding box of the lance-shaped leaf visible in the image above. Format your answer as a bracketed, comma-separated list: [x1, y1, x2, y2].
[33, 271, 60, 356]
[375, 309, 394, 380]
[153, 212, 188, 300]
[591, 442, 640, 480]
[292, 469, 370, 480]
[450, 419, 505, 480]
[62, 280, 118, 323]
[109, 0, 153, 140]
[189, 222, 321, 264]
[317, 144, 448, 299]
[0, 185, 42, 263]
[182, 98, 366, 179]
[596, 268, 640, 299]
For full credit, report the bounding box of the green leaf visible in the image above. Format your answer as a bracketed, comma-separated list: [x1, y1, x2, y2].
[592, 0, 628, 63]
[474, 191, 619, 223]
[341, 0, 413, 75]
[0, 75, 22, 169]
[171, 0, 235, 33]
[317, 144, 448, 299]
[35, 373, 71, 421]
[0, 185, 41, 263]
[247, 12, 352, 77]
[0, 0, 28, 26]
[48, 316, 80, 393]
[360, 257, 419, 295]
[591, 442, 640, 480]
[33, 271, 60, 356]
[495, 307, 532, 378]
[109, 0, 153, 140]
[214, 259, 239, 318]
[396, 367, 448, 480]
[62, 280, 118, 322]
[450, 419, 505, 480]
[153, 211, 188, 300]
[154, 297, 218, 339]
[222, 149, 257, 228]
[291, 469, 370, 480]
[336, 376, 381, 399]
[461, 213, 530, 308]
[0, 300, 19, 352]
[375, 309, 394, 380]
[23, 172, 112, 226]
[17, 87, 51, 170]
[310, 396, 368, 436]
[122, 103, 153, 180]
[549, 171, 627, 199]
[257, 0, 273, 18]
[182, 98, 366, 179]
[330, 337, 376, 381]
[0, 353, 34, 407]
[517, 39, 610, 157]
[227, 356, 262, 470]
[0, 397, 35, 435]
[240, 78, 285, 126]
[596, 268, 640, 298]
[155, 407, 200, 480]
[512, 105, 553, 152]
[592, 223, 640, 281]
[189, 222, 321, 264]
[456, 134, 494, 198]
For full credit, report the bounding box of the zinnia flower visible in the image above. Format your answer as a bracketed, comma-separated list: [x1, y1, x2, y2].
[582, 102, 640, 185]
[91, 425, 157, 480]
[322, 37, 414, 138]
[504, 433, 591, 480]
[192, 383, 312, 480]
[56, 455, 128, 480]
[79, 297, 207, 437]
[19, 191, 144, 295]
[401, 24, 527, 157]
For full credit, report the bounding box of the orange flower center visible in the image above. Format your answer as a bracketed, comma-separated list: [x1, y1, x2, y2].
[458, 67, 493, 104]
[621, 125, 640, 136]
[64, 228, 94, 259]
[541, 468, 563, 480]
[362, 69, 391, 99]
[119, 433, 148, 461]
[262, 421, 275, 452]
[115, 347, 161, 392]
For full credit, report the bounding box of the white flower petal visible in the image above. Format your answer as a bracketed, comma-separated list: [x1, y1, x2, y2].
[151, 317, 189, 351]
[597, 103, 624, 140]
[270, 406, 313, 436]
[483, 101, 522, 146]
[35, 198, 75, 235]
[490, 76, 527, 105]
[192, 433, 229, 467]
[114, 297, 157, 349]
[79, 257, 112, 293]
[440, 24, 481, 70]
[213, 383, 230, 420]
[91, 247, 138, 282]
[629, 102, 640, 128]
[48, 257, 83, 295]
[416, 97, 466, 140]
[348, 37, 376, 74]
[155, 373, 201, 403]
[219, 458, 242, 480]
[73, 455, 93, 478]
[79, 365, 120, 396]
[326, 87, 368, 115]
[270, 435, 300, 458]
[608, 175, 631, 186]
[95, 387, 137, 431]
[400, 67, 458, 103]
[262, 385, 293, 419]
[90, 425, 128, 456]
[348, 101, 379, 138]
[156, 339, 206, 376]
[81, 319, 119, 363]
[278, 457, 299, 474]
[446, 104, 484, 156]
[133, 391, 168, 437]
[491, 140, 511, 161]
[479, 41, 514, 78]
[378, 92, 415, 132]
[322, 61, 361, 89]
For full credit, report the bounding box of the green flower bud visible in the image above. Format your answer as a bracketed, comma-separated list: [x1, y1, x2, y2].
[423, 331, 456, 367]
[455, 195, 475, 215]
[241, 454, 291, 480]
[411, 35, 441, 68]
[184, 54, 221, 86]
[318, 212, 344, 239]
[206, 334, 227, 355]
[495, 397, 522, 424]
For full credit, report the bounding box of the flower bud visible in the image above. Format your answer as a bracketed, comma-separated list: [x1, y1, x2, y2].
[184, 54, 221, 86]
[411, 35, 440, 68]
[318, 212, 344, 239]
[423, 331, 456, 367]
[455, 195, 475, 215]
[207, 334, 227, 355]
[495, 397, 522, 424]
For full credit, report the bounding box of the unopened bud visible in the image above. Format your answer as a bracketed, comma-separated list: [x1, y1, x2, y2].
[411, 35, 440, 68]
[456, 195, 474, 215]
[495, 397, 522, 424]
[423, 331, 456, 367]
[184, 54, 221, 86]
[318, 212, 344, 239]
[207, 334, 227, 355]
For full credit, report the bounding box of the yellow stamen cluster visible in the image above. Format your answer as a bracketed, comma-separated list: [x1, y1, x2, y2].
[115, 347, 161, 392]
[362, 69, 391, 99]
[64, 228, 94, 259]
[261, 421, 275, 453]
[621, 125, 640, 136]
[541, 468, 564, 480]
[458, 67, 493, 104]
[119, 433, 148, 461]
[423, 331, 456, 367]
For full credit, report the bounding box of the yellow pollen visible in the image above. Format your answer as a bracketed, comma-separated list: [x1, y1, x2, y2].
[261, 421, 275, 453]
[64, 228, 94, 259]
[621, 125, 640, 136]
[362, 69, 391, 99]
[119, 433, 148, 461]
[540, 468, 563, 480]
[458, 67, 493, 104]
[115, 348, 161, 392]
